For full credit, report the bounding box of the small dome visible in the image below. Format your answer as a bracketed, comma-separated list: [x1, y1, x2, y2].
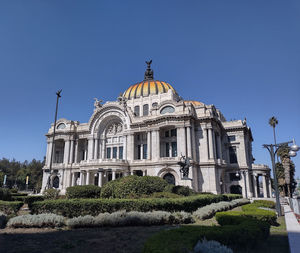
[123, 80, 177, 99]
[184, 100, 204, 106]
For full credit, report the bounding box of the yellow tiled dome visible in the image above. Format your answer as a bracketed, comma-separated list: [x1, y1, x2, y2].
[123, 80, 177, 100]
[184, 100, 204, 106]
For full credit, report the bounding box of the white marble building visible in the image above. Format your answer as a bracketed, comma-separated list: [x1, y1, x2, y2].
[41, 62, 272, 198]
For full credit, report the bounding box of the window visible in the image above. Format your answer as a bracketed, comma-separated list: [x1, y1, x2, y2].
[229, 146, 238, 163]
[171, 142, 177, 157]
[143, 104, 149, 116]
[152, 102, 158, 108]
[119, 146, 123, 159]
[137, 145, 141, 159]
[106, 147, 111, 159]
[163, 173, 175, 185]
[171, 129, 177, 137]
[143, 144, 147, 159]
[134, 106, 140, 116]
[166, 143, 170, 157]
[57, 123, 66, 129]
[165, 131, 169, 137]
[113, 147, 117, 158]
[228, 136, 236, 142]
[160, 106, 175, 114]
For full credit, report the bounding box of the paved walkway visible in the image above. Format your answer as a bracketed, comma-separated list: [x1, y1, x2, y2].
[283, 204, 300, 253]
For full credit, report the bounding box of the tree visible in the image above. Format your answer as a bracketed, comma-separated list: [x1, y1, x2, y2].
[269, 116, 279, 162]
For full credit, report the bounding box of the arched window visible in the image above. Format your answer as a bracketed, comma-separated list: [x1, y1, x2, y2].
[160, 106, 175, 114]
[143, 104, 149, 116]
[57, 123, 66, 129]
[53, 176, 59, 189]
[163, 173, 175, 185]
[134, 106, 140, 116]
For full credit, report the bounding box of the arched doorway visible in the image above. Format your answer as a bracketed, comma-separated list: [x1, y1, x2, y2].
[53, 176, 59, 189]
[230, 185, 242, 194]
[163, 173, 175, 185]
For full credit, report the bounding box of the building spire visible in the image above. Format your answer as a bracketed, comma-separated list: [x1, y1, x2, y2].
[144, 59, 154, 80]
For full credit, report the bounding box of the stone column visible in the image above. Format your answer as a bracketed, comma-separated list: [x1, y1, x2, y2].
[63, 140, 70, 164]
[101, 139, 106, 159]
[123, 135, 127, 160]
[147, 131, 151, 160]
[98, 172, 103, 187]
[186, 126, 192, 158]
[202, 127, 209, 161]
[191, 125, 197, 161]
[46, 141, 53, 166]
[208, 128, 214, 159]
[80, 171, 85, 185]
[128, 134, 134, 161]
[86, 171, 90, 185]
[69, 140, 74, 164]
[151, 130, 160, 160]
[74, 140, 78, 163]
[84, 140, 88, 160]
[268, 176, 272, 198]
[112, 171, 116, 180]
[212, 130, 217, 159]
[262, 174, 268, 198]
[253, 175, 258, 197]
[217, 134, 222, 160]
[71, 172, 76, 186]
[94, 138, 99, 159]
[177, 127, 186, 157]
[87, 138, 94, 160]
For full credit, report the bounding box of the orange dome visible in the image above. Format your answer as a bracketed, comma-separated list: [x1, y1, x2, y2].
[184, 100, 204, 106]
[123, 80, 177, 100]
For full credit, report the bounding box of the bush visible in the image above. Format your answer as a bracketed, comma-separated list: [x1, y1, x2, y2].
[147, 192, 181, 199]
[66, 185, 101, 199]
[193, 238, 233, 253]
[192, 199, 250, 220]
[100, 176, 169, 199]
[216, 206, 277, 226]
[0, 201, 23, 215]
[143, 218, 270, 253]
[31, 194, 238, 218]
[164, 185, 195, 196]
[0, 188, 12, 201]
[253, 200, 276, 209]
[67, 210, 194, 228]
[11, 193, 28, 197]
[44, 189, 60, 199]
[0, 212, 7, 228]
[7, 213, 65, 228]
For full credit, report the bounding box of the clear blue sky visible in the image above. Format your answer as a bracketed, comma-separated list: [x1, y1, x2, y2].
[0, 1, 299, 176]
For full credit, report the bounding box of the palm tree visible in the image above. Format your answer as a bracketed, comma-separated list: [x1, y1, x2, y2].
[269, 116, 279, 162]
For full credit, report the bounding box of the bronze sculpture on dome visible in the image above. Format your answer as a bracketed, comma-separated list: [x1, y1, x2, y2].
[144, 59, 154, 80]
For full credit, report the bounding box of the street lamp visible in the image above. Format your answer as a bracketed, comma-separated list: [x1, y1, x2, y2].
[46, 89, 62, 190]
[263, 139, 299, 216]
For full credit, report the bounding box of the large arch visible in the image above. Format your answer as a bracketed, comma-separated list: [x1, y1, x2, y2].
[158, 167, 180, 185]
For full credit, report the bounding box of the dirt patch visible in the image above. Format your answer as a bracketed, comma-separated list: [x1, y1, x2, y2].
[0, 226, 172, 253]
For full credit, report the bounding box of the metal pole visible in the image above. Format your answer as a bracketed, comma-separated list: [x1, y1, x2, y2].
[270, 144, 282, 216]
[46, 90, 62, 189]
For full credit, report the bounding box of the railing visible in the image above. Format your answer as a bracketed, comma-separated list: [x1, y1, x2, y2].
[289, 197, 300, 215]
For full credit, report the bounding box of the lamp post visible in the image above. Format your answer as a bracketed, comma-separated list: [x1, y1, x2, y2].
[46, 90, 62, 190]
[263, 139, 299, 216]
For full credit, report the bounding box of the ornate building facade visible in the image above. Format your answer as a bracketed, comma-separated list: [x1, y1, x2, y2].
[41, 62, 272, 198]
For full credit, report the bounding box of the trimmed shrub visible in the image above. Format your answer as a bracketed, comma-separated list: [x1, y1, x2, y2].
[143, 219, 270, 253]
[0, 212, 7, 228]
[0, 201, 23, 215]
[66, 185, 101, 199]
[193, 238, 233, 253]
[216, 207, 277, 226]
[253, 200, 276, 209]
[0, 188, 12, 201]
[7, 213, 65, 228]
[192, 199, 250, 220]
[44, 189, 60, 199]
[147, 192, 181, 198]
[11, 192, 28, 197]
[100, 176, 169, 199]
[11, 195, 45, 207]
[67, 210, 194, 228]
[31, 194, 239, 218]
[164, 185, 195, 196]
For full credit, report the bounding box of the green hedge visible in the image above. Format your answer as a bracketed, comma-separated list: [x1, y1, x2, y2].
[30, 194, 241, 218]
[0, 188, 12, 201]
[11, 195, 45, 208]
[11, 193, 28, 197]
[143, 219, 270, 252]
[0, 201, 23, 215]
[66, 185, 101, 199]
[164, 185, 195, 196]
[216, 204, 277, 225]
[101, 176, 169, 199]
[253, 200, 276, 209]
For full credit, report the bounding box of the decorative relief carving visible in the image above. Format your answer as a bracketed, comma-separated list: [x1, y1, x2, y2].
[107, 123, 123, 135]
